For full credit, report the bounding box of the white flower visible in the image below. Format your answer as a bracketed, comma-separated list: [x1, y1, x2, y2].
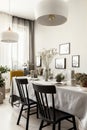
[40, 48, 58, 68]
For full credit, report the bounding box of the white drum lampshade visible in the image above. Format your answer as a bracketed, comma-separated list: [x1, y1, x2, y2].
[35, 0, 68, 26]
[1, 27, 19, 43]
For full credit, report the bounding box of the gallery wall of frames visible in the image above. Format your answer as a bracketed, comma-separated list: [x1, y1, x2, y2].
[36, 43, 80, 70]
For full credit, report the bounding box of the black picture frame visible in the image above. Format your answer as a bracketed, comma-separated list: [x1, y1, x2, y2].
[72, 55, 80, 67]
[36, 56, 42, 67]
[59, 43, 70, 55]
[55, 58, 66, 69]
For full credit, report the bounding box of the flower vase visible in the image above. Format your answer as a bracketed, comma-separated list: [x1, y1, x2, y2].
[45, 69, 49, 81]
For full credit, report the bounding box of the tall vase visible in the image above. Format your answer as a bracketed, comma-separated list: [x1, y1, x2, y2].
[45, 69, 49, 81]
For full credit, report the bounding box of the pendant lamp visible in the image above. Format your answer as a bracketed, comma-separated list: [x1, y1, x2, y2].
[35, 0, 68, 26]
[1, 0, 18, 42]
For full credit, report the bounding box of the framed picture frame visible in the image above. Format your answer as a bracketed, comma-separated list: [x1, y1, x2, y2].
[72, 55, 80, 67]
[59, 43, 70, 55]
[36, 56, 42, 67]
[55, 58, 66, 69]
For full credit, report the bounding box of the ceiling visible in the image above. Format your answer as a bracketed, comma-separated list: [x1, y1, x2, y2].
[0, 0, 42, 20]
[0, 0, 68, 20]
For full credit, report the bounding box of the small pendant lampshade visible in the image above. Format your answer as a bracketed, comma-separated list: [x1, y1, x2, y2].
[1, 27, 19, 43]
[35, 0, 68, 26]
[1, 0, 19, 43]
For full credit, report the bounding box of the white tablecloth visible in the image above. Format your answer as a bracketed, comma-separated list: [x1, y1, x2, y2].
[55, 86, 87, 130]
[11, 76, 87, 130]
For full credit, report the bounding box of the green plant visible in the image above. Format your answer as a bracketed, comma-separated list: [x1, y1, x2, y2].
[80, 74, 87, 87]
[55, 73, 65, 82]
[0, 73, 5, 87]
[0, 65, 9, 87]
[74, 73, 83, 81]
[0, 65, 10, 73]
[74, 72, 87, 87]
[74, 73, 87, 85]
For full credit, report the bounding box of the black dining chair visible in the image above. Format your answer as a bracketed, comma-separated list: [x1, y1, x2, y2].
[33, 84, 77, 130]
[16, 78, 37, 130]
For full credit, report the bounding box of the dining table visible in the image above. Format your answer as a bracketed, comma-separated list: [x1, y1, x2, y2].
[10, 76, 87, 130]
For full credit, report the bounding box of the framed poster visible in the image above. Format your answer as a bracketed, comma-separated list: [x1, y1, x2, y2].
[55, 58, 66, 69]
[59, 43, 70, 55]
[72, 55, 80, 67]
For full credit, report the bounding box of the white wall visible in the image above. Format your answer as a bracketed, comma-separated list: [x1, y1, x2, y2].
[35, 0, 87, 79]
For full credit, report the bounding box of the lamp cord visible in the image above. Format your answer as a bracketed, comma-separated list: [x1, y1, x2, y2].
[9, 0, 11, 29]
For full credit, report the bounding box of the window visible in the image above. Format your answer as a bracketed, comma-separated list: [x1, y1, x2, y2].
[0, 13, 30, 70]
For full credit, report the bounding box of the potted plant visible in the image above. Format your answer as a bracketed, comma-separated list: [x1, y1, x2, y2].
[80, 74, 87, 87]
[74, 72, 87, 87]
[0, 65, 10, 73]
[55, 73, 65, 83]
[74, 73, 83, 85]
[0, 65, 10, 98]
[0, 73, 5, 99]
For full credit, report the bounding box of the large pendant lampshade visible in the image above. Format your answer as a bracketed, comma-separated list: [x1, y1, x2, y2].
[35, 0, 68, 26]
[1, 0, 19, 43]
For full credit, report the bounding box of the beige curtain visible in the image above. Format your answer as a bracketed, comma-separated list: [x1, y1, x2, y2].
[12, 17, 35, 70]
[29, 21, 35, 70]
[0, 12, 12, 68]
[0, 13, 35, 70]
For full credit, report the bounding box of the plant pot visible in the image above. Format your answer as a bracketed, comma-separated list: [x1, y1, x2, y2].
[0, 85, 5, 99]
[56, 79, 62, 82]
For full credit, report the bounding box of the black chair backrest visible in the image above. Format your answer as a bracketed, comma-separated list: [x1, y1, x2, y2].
[16, 78, 29, 105]
[33, 84, 56, 122]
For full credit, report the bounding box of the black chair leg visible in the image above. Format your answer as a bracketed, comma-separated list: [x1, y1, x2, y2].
[17, 105, 23, 125]
[26, 108, 30, 130]
[39, 120, 44, 130]
[52, 124, 55, 130]
[37, 105, 39, 118]
[72, 116, 77, 130]
[58, 121, 61, 130]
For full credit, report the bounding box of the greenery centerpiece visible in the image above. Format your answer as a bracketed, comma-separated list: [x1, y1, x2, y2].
[55, 73, 65, 83]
